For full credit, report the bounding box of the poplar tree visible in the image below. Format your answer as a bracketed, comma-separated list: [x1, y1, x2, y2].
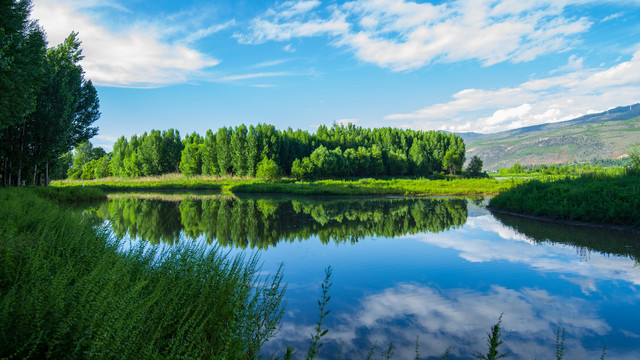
[216, 127, 232, 175]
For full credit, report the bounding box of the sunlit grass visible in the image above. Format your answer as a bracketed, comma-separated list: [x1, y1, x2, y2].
[55, 173, 527, 196]
[489, 169, 640, 227]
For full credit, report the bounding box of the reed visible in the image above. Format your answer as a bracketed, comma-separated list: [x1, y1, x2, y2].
[489, 169, 640, 227]
[0, 188, 286, 359]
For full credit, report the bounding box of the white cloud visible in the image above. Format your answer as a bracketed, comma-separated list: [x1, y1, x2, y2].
[601, 12, 624, 22]
[550, 54, 584, 74]
[184, 19, 235, 43]
[32, 0, 220, 87]
[251, 59, 291, 68]
[238, 0, 592, 70]
[216, 72, 295, 82]
[384, 49, 640, 132]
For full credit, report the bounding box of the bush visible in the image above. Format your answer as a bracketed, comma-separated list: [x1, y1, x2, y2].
[257, 157, 282, 182]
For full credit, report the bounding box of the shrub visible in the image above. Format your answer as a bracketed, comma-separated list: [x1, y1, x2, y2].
[257, 157, 282, 182]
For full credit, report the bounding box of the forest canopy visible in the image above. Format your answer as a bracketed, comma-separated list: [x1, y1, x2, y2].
[69, 124, 466, 180]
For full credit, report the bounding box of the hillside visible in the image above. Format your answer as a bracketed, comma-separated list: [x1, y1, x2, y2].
[462, 104, 640, 170]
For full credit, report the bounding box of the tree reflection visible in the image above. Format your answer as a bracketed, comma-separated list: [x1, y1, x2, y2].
[91, 196, 468, 248]
[491, 211, 640, 262]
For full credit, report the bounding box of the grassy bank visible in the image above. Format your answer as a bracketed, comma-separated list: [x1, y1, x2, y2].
[0, 188, 285, 359]
[489, 169, 640, 228]
[55, 174, 523, 196]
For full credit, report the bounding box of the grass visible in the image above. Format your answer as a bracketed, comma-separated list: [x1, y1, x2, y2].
[489, 169, 640, 227]
[31, 185, 107, 202]
[0, 187, 286, 359]
[54, 173, 524, 196]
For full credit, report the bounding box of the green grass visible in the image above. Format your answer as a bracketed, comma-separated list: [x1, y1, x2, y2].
[31, 185, 107, 202]
[54, 174, 523, 196]
[489, 169, 640, 227]
[0, 188, 286, 359]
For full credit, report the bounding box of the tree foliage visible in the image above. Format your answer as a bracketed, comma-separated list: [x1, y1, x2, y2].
[468, 155, 484, 177]
[1, 4, 100, 186]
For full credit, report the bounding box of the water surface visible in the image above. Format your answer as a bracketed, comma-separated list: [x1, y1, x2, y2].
[89, 194, 640, 359]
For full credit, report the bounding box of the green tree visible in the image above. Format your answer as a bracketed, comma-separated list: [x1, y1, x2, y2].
[67, 141, 105, 179]
[202, 130, 218, 175]
[160, 129, 182, 173]
[93, 155, 111, 178]
[509, 163, 524, 174]
[291, 158, 314, 181]
[110, 136, 128, 177]
[409, 140, 430, 176]
[443, 149, 462, 175]
[231, 124, 248, 176]
[180, 133, 203, 176]
[2, 31, 99, 185]
[256, 157, 282, 182]
[0, 0, 46, 132]
[216, 127, 232, 175]
[246, 126, 260, 176]
[138, 130, 163, 176]
[467, 155, 483, 177]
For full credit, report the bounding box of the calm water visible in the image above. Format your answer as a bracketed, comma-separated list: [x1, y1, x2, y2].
[89, 194, 640, 360]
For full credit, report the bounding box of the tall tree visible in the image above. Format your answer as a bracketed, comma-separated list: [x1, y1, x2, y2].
[202, 129, 218, 175]
[246, 126, 259, 176]
[230, 124, 247, 176]
[1, 29, 99, 186]
[0, 0, 46, 131]
[216, 127, 232, 175]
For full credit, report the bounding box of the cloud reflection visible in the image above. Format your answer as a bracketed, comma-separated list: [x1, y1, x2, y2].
[268, 283, 617, 359]
[416, 214, 640, 287]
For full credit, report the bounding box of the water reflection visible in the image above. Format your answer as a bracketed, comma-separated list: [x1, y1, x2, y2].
[88, 194, 640, 359]
[491, 211, 640, 262]
[274, 283, 612, 360]
[90, 195, 468, 248]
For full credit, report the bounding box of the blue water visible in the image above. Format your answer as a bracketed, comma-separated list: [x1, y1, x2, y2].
[95, 195, 640, 359]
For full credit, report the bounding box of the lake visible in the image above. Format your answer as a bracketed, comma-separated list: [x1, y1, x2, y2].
[88, 194, 640, 359]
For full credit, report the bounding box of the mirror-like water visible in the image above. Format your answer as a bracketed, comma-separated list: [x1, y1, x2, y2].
[89, 194, 640, 360]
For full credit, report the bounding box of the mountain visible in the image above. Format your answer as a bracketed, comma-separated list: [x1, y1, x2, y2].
[461, 104, 640, 170]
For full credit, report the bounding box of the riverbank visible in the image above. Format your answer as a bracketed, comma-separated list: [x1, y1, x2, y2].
[489, 169, 640, 228]
[53, 174, 523, 196]
[0, 187, 285, 359]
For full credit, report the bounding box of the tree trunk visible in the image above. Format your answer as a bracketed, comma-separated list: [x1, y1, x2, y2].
[33, 163, 37, 186]
[45, 162, 49, 186]
[17, 167, 21, 187]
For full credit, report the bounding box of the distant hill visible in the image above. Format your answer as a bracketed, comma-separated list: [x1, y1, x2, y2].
[461, 104, 640, 170]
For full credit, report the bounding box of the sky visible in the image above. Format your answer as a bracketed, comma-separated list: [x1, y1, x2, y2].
[31, 0, 640, 150]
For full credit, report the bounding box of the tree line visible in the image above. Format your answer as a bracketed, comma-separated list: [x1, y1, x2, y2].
[1, 0, 100, 187]
[70, 123, 467, 180]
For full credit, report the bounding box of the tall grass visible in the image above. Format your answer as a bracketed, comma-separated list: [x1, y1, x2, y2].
[489, 169, 640, 227]
[30, 185, 107, 202]
[0, 188, 286, 359]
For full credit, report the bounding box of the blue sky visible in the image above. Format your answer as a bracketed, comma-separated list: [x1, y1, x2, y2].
[31, 0, 640, 150]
